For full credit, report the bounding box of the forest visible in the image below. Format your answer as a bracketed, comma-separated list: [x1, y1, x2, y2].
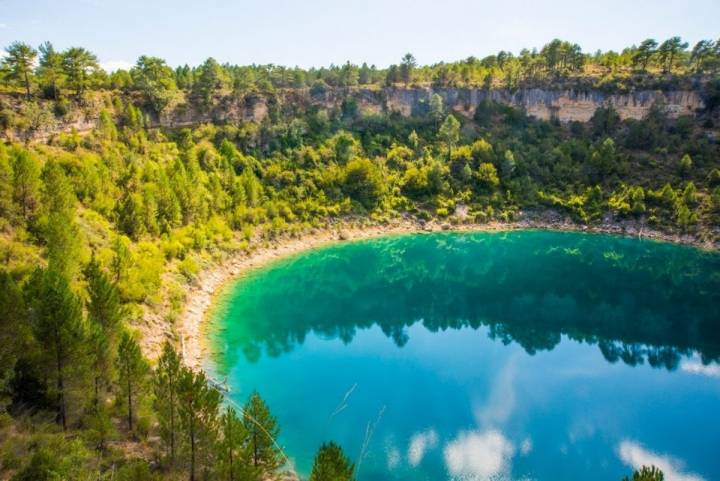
[1, 36, 719, 481]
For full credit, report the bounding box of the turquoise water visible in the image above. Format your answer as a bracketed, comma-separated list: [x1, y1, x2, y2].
[207, 231, 720, 481]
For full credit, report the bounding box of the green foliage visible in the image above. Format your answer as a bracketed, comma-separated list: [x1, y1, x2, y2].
[587, 137, 618, 181]
[428, 94, 444, 123]
[341, 158, 386, 210]
[24, 268, 86, 429]
[622, 465, 664, 481]
[40, 161, 83, 280]
[10, 148, 42, 225]
[11, 448, 63, 481]
[609, 184, 646, 217]
[309, 442, 355, 481]
[3, 42, 37, 98]
[131, 56, 178, 114]
[679, 153, 693, 177]
[218, 407, 256, 481]
[116, 331, 149, 431]
[475, 163, 500, 191]
[438, 115, 460, 157]
[154, 341, 182, 466]
[633, 39, 658, 71]
[0, 271, 27, 392]
[61, 47, 99, 97]
[36, 42, 64, 100]
[193, 57, 229, 107]
[243, 391, 281, 472]
[85, 254, 125, 407]
[177, 368, 222, 481]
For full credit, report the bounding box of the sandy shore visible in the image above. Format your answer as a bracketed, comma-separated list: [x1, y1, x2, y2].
[145, 216, 717, 370]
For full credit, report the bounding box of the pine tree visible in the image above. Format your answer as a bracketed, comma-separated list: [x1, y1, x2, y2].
[309, 442, 355, 481]
[37, 41, 65, 100]
[85, 255, 125, 408]
[154, 341, 182, 465]
[116, 331, 149, 431]
[438, 115, 460, 159]
[0, 271, 27, 382]
[632, 39, 658, 71]
[25, 268, 86, 430]
[243, 391, 281, 472]
[177, 368, 222, 481]
[399, 53, 416, 86]
[622, 466, 664, 481]
[41, 162, 82, 280]
[428, 93, 445, 125]
[2, 42, 37, 99]
[10, 148, 41, 226]
[657, 37, 688, 73]
[679, 153, 693, 177]
[219, 407, 255, 481]
[61, 47, 99, 98]
[0, 145, 13, 220]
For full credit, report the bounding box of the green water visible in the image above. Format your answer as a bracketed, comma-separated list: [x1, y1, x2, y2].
[207, 231, 720, 481]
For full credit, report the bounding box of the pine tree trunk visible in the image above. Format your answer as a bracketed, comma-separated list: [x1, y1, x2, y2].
[253, 429, 258, 467]
[56, 337, 66, 430]
[57, 357, 66, 430]
[190, 423, 196, 481]
[170, 390, 176, 465]
[127, 378, 133, 431]
[228, 420, 234, 481]
[24, 71, 30, 100]
[94, 375, 100, 411]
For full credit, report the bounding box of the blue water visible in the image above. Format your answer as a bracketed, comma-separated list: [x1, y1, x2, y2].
[207, 231, 720, 481]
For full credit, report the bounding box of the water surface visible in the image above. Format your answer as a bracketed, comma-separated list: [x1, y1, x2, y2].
[207, 231, 720, 481]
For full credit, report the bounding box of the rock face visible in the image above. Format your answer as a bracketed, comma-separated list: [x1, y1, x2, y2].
[379, 87, 704, 122]
[1, 85, 706, 142]
[160, 86, 705, 125]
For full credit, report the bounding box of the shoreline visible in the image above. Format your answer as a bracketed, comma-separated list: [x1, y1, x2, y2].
[163, 216, 718, 370]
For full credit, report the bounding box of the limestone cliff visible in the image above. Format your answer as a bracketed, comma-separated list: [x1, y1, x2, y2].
[323, 87, 705, 122]
[0, 86, 707, 142]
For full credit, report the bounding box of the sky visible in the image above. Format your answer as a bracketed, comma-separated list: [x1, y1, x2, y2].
[0, 0, 718, 70]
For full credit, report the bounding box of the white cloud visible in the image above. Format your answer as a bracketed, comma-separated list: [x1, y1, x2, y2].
[618, 440, 705, 481]
[444, 429, 515, 481]
[100, 60, 133, 72]
[407, 429, 438, 467]
[0, 23, 7, 29]
[520, 437, 533, 456]
[680, 360, 720, 378]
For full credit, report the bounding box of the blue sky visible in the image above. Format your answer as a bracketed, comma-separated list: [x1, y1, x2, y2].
[1, 0, 718, 70]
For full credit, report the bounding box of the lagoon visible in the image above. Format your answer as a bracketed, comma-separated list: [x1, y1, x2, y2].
[207, 231, 720, 481]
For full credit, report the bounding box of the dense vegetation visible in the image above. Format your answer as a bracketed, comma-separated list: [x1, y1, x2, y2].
[2, 36, 719, 480]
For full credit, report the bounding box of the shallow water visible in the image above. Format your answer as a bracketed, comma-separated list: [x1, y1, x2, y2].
[207, 231, 720, 481]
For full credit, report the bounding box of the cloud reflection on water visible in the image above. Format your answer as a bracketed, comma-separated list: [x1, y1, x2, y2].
[680, 360, 720, 378]
[444, 429, 515, 481]
[618, 440, 705, 481]
[407, 429, 438, 466]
